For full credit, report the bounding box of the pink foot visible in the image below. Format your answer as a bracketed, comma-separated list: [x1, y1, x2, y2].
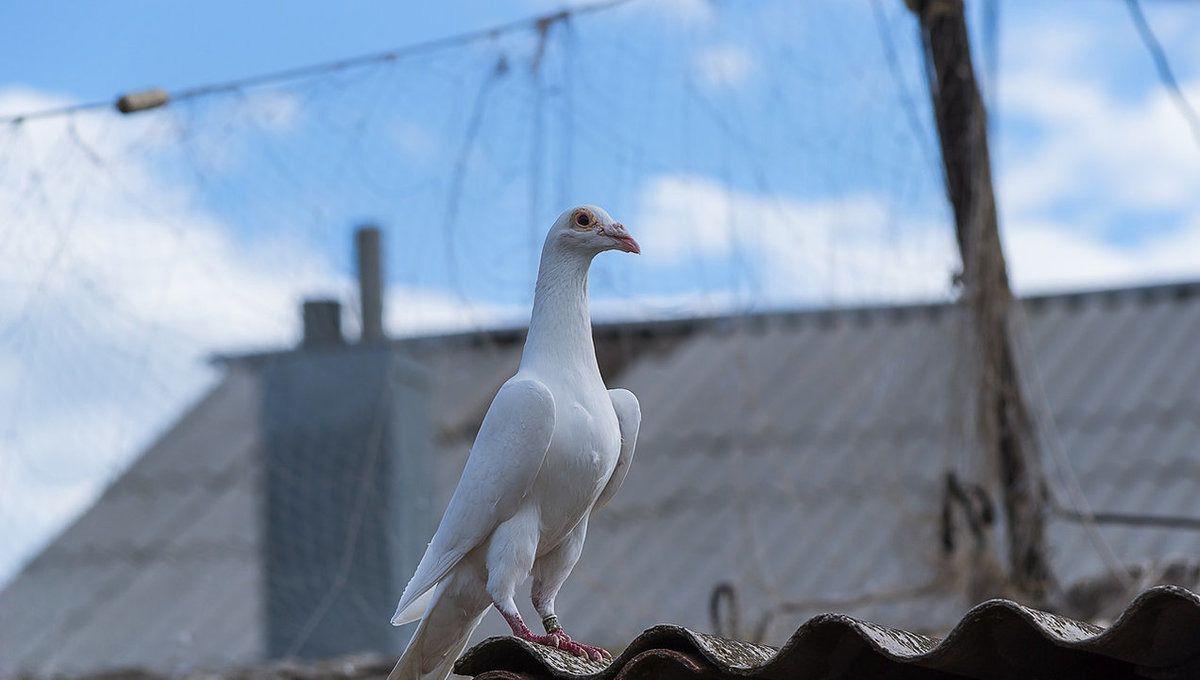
[549, 630, 611, 663]
[512, 628, 610, 662]
[497, 608, 611, 662]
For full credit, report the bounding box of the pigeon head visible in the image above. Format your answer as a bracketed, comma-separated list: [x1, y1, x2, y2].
[550, 205, 640, 256]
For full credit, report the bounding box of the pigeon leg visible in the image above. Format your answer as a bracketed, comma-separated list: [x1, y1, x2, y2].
[529, 519, 611, 662]
[493, 601, 608, 662]
[493, 602, 561, 648]
[485, 509, 581, 654]
[533, 613, 611, 662]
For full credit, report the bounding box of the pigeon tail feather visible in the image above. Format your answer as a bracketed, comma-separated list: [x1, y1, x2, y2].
[388, 574, 488, 680]
[392, 548, 463, 625]
[391, 587, 435, 626]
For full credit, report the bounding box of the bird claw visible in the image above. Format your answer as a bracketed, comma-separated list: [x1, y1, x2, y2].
[575, 642, 611, 663]
[549, 630, 611, 662]
[518, 629, 610, 662]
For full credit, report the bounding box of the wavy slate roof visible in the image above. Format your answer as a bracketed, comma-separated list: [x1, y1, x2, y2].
[454, 585, 1200, 679]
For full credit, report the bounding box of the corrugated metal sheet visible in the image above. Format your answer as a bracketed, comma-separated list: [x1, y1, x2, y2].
[3, 282, 1200, 676]
[546, 284, 1200, 648]
[454, 585, 1200, 679]
[0, 367, 265, 675]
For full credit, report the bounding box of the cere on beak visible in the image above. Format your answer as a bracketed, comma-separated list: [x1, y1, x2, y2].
[603, 222, 641, 254]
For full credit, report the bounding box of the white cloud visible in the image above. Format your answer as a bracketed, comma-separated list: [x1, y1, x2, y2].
[388, 119, 440, 161]
[634, 174, 958, 304]
[1007, 22, 1098, 78]
[0, 87, 489, 583]
[999, 28, 1200, 216]
[1002, 76, 1200, 214]
[1004, 218, 1200, 291]
[634, 173, 1200, 303]
[992, 17, 1200, 291]
[693, 45, 755, 89]
[385, 289, 522, 336]
[232, 89, 303, 133]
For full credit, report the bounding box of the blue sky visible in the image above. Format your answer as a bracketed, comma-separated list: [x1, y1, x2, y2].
[1, 0, 1198, 582]
[0, 2, 535, 100]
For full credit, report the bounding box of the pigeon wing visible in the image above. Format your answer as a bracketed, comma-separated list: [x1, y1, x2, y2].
[595, 388, 640, 510]
[392, 378, 555, 624]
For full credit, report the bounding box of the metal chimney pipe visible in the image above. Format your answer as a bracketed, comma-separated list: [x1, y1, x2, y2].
[355, 226, 385, 343]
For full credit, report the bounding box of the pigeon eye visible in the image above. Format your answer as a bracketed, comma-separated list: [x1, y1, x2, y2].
[573, 211, 593, 228]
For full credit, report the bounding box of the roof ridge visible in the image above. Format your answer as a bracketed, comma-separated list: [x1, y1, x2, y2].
[211, 279, 1200, 364]
[406, 278, 1200, 344]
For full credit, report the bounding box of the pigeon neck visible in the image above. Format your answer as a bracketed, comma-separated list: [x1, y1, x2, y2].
[521, 243, 600, 381]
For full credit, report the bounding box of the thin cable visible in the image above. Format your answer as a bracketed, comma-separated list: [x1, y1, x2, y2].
[1008, 304, 1135, 590]
[1, 98, 114, 126]
[1124, 0, 1200, 147]
[0, 0, 639, 126]
[1055, 507, 1200, 531]
[982, 0, 1000, 152]
[869, 0, 939, 177]
[442, 57, 510, 322]
[282, 390, 390, 657]
[982, 0, 999, 107]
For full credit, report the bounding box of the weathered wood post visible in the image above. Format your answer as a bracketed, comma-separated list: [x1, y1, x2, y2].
[907, 0, 1051, 603]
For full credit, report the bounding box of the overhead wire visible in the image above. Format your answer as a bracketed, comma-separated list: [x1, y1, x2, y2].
[1008, 304, 1136, 590]
[1124, 0, 1200, 146]
[0, 0, 641, 127]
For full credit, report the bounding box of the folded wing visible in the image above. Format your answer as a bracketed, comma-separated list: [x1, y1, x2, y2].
[595, 388, 640, 510]
[392, 378, 556, 625]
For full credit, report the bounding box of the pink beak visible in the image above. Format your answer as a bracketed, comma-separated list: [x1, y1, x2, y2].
[613, 234, 641, 254]
[605, 222, 640, 254]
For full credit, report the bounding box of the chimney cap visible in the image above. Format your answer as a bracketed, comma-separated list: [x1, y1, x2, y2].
[301, 299, 344, 348]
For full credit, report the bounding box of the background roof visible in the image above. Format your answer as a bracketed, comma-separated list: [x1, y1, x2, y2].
[434, 281, 1200, 647]
[0, 367, 265, 673]
[3, 281, 1199, 674]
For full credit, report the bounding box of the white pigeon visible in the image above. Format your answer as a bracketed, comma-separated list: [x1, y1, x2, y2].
[387, 205, 642, 680]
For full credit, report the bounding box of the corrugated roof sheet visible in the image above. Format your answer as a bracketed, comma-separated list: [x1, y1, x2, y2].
[0, 367, 264, 675]
[4, 282, 1200, 675]
[546, 283, 1200, 648]
[454, 585, 1200, 679]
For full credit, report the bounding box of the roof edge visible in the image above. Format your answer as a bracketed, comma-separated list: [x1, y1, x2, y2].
[453, 585, 1200, 679]
[211, 278, 1200, 367]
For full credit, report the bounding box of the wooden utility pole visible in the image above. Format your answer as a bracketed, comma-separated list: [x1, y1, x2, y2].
[906, 0, 1051, 602]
